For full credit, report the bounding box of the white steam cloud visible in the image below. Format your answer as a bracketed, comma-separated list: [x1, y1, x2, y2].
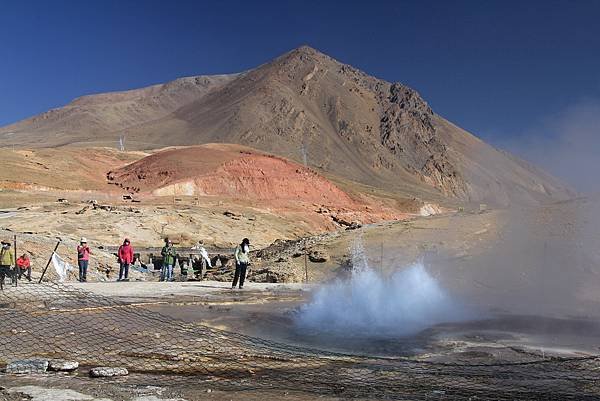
[496, 99, 600, 193]
[296, 238, 470, 337]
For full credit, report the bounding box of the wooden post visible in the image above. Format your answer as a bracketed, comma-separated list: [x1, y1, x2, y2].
[304, 249, 309, 283]
[380, 241, 384, 274]
[39, 239, 62, 283]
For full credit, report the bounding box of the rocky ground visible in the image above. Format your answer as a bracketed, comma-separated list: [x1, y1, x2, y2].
[0, 378, 357, 401]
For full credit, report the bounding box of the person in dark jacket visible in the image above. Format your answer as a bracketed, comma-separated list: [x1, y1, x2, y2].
[232, 238, 250, 289]
[117, 238, 134, 281]
[160, 238, 176, 282]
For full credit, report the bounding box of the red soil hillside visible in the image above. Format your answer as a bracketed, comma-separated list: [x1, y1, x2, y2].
[108, 144, 408, 224]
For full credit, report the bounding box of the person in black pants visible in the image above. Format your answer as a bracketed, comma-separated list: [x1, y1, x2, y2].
[0, 240, 15, 290]
[232, 238, 250, 289]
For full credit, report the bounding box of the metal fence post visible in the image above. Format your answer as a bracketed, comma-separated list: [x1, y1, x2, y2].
[13, 234, 17, 287]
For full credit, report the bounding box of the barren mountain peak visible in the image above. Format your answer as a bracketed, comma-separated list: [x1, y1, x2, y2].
[0, 46, 573, 206]
[289, 44, 326, 57]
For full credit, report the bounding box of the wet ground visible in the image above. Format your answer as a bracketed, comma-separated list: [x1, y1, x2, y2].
[76, 281, 600, 361]
[3, 280, 600, 400]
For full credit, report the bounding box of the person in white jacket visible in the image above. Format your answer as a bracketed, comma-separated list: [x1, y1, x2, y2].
[188, 240, 212, 280]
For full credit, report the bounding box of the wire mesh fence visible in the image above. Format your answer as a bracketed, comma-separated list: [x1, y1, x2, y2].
[1, 281, 600, 400]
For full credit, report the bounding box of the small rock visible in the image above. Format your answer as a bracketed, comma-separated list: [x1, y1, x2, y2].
[331, 215, 352, 227]
[223, 210, 241, 219]
[89, 367, 129, 377]
[346, 221, 362, 230]
[308, 249, 329, 263]
[6, 359, 48, 374]
[48, 360, 79, 371]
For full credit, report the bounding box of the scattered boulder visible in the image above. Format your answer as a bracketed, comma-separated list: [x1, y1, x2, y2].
[250, 269, 296, 283]
[331, 215, 352, 227]
[48, 360, 79, 371]
[223, 210, 241, 220]
[6, 359, 48, 374]
[419, 203, 442, 216]
[308, 249, 329, 263]
[89, 367, 128, 377]
[346, 221, 362, 230]
[75, 206, 89, 215]
[93, 204, 113, 212]
[211, 255, 232, 268]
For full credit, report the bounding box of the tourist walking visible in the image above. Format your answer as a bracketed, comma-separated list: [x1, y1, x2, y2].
[16, 253, 32, 281]
[0, 240, 15, 290]
[232, 238, 250, 289]
[77, 237, 91, 282]
[117, 238, 134, 281]
[160, 238, 176, 282]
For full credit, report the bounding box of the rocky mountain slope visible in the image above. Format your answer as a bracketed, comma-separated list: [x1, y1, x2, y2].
[0, 46, 572, 206]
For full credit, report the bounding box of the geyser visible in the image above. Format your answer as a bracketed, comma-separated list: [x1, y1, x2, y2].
[296, 238, 470, 337]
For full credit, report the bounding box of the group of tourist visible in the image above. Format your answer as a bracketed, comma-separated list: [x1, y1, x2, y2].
[75, 236, 251, 287]
[2, 234, 252, 287]
[0, 239, 32, 289]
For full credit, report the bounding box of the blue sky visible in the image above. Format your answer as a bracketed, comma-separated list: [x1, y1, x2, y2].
[1, 0, 599, 147]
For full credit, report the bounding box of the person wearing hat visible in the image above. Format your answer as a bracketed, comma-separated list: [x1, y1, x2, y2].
[232, 238, 250, 289]
[0, 240, 15, 290]
[160, 238, 176, 282]
[77, 237, 92, 282]
[117, 238, 134, 281]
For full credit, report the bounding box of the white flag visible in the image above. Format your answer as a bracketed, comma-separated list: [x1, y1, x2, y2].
[51, 252, 74, 282]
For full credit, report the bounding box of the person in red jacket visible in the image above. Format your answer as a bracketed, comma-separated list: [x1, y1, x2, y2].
[16, 253, 32, 281]
[117, 238, 134, 281]
[77, 237, 91, 282]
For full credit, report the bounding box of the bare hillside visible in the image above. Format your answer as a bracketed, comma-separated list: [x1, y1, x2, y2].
[0, 74, 236, 148]
[0, 46, 572, 206]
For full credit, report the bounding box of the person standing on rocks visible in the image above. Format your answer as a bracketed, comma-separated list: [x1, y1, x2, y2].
[0, 240, 15, 289]
[117, 238, 134, 282]
[16, 253, 32, 281]
[190, 240, 212, 279]
[77, 237, 91, 282]
[160, 238, 176, 282]
[232, 238, 250, 289]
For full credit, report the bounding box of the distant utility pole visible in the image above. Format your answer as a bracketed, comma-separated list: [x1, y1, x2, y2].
[301, 142, 308, 166]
